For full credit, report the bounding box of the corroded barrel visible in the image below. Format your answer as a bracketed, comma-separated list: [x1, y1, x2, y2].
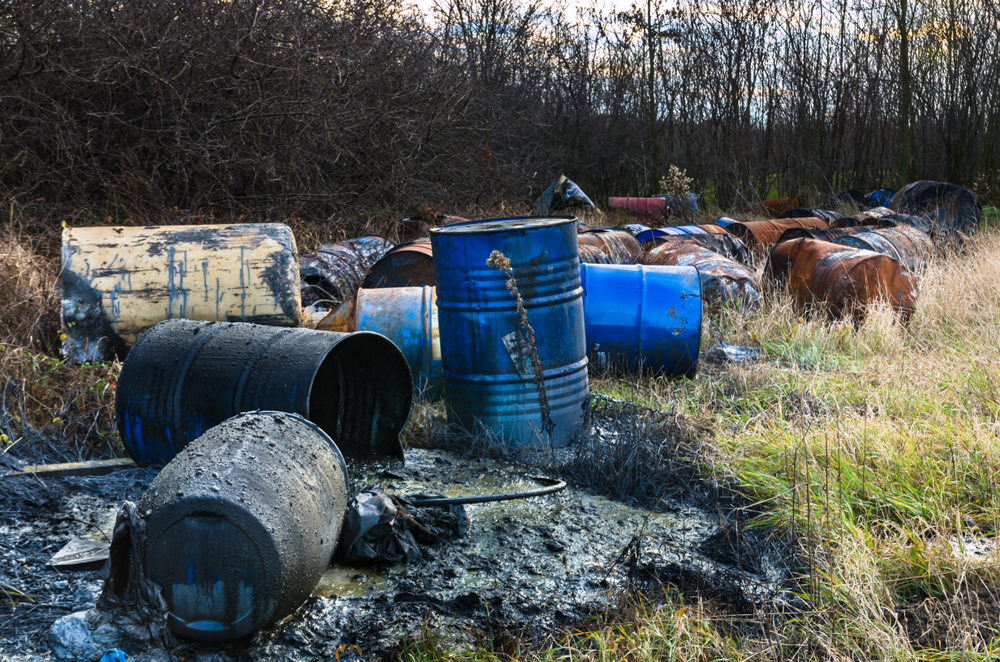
[430, 217, 588, 448]
[140, 412, 348, 642]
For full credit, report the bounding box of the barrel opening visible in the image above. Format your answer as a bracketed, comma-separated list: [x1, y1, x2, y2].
[308, 332, 412, 462]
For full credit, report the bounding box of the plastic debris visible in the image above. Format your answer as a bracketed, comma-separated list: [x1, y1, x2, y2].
[534, 175, 596, 215]
[704, 342, 764, 364]
[338, 488, 469, 565]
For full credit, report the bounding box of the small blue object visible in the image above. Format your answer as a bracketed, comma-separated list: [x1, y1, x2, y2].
[865, 189, 896, 208]
[99, 650, 132, 662]
[714, 216, 738, 228]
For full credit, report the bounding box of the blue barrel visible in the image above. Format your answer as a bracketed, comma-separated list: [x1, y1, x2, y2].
[430, 217, 588, 448]
[580, 264, 702, 377]
[355, 286, 444, 399]
[715, 216, 739, 228]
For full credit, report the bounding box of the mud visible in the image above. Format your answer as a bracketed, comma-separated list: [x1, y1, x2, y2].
[2, 409, 796, 661]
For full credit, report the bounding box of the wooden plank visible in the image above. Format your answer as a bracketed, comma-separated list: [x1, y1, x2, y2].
[61, 223, 303, 362]
[4, 457, 137, 478]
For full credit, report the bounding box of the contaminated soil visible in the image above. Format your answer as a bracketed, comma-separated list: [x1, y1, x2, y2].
[2, 410, 798, 662]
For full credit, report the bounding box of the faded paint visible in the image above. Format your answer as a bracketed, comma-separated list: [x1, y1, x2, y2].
[60, 224, 301, 362]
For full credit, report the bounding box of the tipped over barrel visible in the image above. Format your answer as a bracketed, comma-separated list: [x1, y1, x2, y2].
[116, 319, 411, 465]
[139, 411, 348, 642]
[580, 263, 701, 377]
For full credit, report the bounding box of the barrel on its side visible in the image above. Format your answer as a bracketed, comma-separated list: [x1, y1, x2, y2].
[299, 236, 394, 308]
[645, 242, 761, 310]
[60, 224, 301, 363]
[116, 319, 411, 465]
[724, 217, 831, 251]
[140, 412, 348, 642]
[431, 217, 588, 448]
[580, 264, 701, 377]
[831, 225, 933, 276]
[644, 233, 753, 267]
[361, 239, 436, 288]
[766, 238, 917, 322]
[577, 230, 644, 264]
[354, 287, 443, 398]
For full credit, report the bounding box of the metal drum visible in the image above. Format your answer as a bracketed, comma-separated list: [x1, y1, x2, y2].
[580, 264, 701, 377]
[140, 411, 349, 642]
[116, 319, 411, 465]
[355, 286, 444, 398]
[361, 239, 436, 289]
[430, 217, 588, 448]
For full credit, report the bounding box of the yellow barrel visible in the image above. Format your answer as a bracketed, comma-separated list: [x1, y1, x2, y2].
[60, 223, 301, 362]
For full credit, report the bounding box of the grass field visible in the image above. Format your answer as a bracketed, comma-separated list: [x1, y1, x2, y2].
[3, 210, 1000, 660]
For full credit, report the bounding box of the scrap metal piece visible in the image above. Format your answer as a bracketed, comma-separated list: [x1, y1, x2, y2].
[60, 224, 301, 363]
[49, 538, 111, 569]
[139, 412, 349, 643]
[116, 319, 412, 466]
[644, 242, 761, 310]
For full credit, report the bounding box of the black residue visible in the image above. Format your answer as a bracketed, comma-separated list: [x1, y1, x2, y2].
[61, 269, 128, 362]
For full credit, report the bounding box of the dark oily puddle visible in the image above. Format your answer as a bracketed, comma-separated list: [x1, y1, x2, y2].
[2, 447, 793, 662]
[246, 449, 790, 661]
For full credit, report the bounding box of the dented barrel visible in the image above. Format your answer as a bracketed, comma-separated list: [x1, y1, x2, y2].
[644, 233, 753, 267]
[60, 224, 301, 363]
[299, 236, 394, 308]
[831, 225, 934, 275]
[116, 319, 411, 465]
[580, 264, 701, 377]
[140, 411, 348, 642]
[430, 217, 588, 448]
[577, 230, 644, 264]
[766, 238, 917, 322]
[361, 239, 436, 289]
[645, 242, 761, 310]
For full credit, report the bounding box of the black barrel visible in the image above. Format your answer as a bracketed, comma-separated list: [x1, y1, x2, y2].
[116, 319, 411, 466]
[139, 411, 349, 642]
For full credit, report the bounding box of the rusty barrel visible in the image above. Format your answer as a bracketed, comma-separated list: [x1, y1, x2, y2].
[361, 239, 436, 288]
[644, 233, 753, 267]
[578, 244, 613, 264]
[776, 226, 870, 244]
[831, 226, 934, 275]
[580, 263, 701, 377]
[609, 197, 668, 221]
[742, 197, 801, 218]
[724, 217, 831, 251]
[116, 319, 411, 465]
[645, 241, 760, 310]
[430, 217, 588, 448]
[577, 230, 643, 264]
[766, 238, 917, 322]
[299, 236, 394, 308]
[139, 412, 348, 642]
[624, 224, 727, 244]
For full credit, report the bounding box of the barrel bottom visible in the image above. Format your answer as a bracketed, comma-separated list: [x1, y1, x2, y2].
[444, 358, 589, 449]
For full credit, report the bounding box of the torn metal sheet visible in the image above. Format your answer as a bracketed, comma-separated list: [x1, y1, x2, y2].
[49, 538, 111, 569]
[60, 223, 301, 362]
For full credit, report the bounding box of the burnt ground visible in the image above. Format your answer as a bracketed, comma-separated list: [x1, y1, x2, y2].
[1, 400, 801, 662]
[895, 586, 1000, 651]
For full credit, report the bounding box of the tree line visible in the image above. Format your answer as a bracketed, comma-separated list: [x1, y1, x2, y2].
[1, 0, 996, 230]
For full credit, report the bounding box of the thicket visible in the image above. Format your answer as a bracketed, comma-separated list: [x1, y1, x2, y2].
[1, 0, 999, 230]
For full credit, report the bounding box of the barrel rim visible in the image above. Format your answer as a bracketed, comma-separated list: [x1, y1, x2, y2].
[431, 216, 576, 235]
